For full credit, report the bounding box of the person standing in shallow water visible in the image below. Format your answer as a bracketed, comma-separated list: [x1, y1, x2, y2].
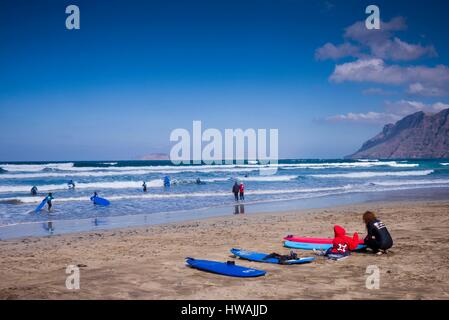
[46, 193, 54, 212]
[239, 183, 245, 200]
[232, 182, 240, 201]
[142, 181, 147, 192]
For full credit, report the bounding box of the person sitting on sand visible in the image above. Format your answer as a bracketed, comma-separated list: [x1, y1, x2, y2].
[46, 193, 54, 212]
[363, 211, 393, 255]
[232, 182, 240, 201]
[30, 186, 38, 196]
[318, 225, 359, 259]
[142, 181, 147, 192]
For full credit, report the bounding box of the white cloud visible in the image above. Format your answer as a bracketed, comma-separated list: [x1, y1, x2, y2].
[326, 112, 400, 124]
[407, 82, 448, 97]
[316, 16, 449, 97]
[385, 100, 449, 115]
[329, 58, 449, 96]
[315, 42, 360, 61]
[316, 17, 437, 62]
[362, 88, 396, 96]
[327, 100, 449, 124]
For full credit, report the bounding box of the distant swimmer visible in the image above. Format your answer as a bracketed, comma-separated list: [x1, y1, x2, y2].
[46, 193, 54, 212]
[196, 177, 206, 185]
[31, 186, 38, 196]
[142, 181, 147, 192]
[164, 176, 171, 187]
[68, 180, 76, 189]
[232, 182, 240, 201]
[239, 182, 245, 201]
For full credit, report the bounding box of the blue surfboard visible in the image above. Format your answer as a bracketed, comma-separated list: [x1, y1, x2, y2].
[284, 241, 366, 251]
[34, 198, 47, 213]
[185, 257, 266, 277]
[231, 248, 315, 265]
[91, 196, 110, 206]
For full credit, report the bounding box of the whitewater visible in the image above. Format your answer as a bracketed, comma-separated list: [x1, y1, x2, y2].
[0, 159, 448, 227]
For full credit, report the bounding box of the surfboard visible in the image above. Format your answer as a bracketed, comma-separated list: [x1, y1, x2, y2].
[284, 235, 365, 245]
[91, 196, 110, 206]
[231, 248, 315, 265]
[185, 257, 266, 277]
[34, 198, 47, 213]
[284, 240, 366, 251]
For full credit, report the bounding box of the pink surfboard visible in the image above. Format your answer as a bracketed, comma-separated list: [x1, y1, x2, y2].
[283, 235, 365, 245]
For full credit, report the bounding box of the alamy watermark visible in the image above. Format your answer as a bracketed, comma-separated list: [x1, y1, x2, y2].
[169, 121, 279, 175]
[365, 5, 380, 30]
[65, 265, 80, 290]
[365, 265, 380, 290]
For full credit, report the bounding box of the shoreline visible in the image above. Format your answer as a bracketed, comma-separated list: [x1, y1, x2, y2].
[1, 186, 448, 240]
[1, 198, 449, 299]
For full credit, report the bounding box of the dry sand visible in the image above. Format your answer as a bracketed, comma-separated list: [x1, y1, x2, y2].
[1, 200, 448, 300]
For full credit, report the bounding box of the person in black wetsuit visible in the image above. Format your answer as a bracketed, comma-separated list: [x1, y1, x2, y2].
[31, 186, 38, 196]
[232, 182, 240, 201]
[142, 181, 147, 192]
[46, 193, 54, 212]
[363, 211, 393, 254]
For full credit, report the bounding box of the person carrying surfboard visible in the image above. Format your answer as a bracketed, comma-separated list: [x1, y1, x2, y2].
[362, 211, 393, 255]
[45, 193, 54, 212]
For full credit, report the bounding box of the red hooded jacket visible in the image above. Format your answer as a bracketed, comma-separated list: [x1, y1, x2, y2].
[330, 225, 359, 254]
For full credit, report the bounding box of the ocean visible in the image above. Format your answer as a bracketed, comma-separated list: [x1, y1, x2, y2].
[0, 159, 448, 238]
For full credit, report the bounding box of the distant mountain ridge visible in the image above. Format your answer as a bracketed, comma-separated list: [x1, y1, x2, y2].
[347, 108, 449, 159]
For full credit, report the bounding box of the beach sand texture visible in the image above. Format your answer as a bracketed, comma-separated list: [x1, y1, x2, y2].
[1, 200, 448, 299]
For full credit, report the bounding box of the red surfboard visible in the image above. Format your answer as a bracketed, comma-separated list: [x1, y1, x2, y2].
[283, 235, 365, 245]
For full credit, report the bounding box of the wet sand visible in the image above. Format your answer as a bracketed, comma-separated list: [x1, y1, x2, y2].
[1, 200, 448, 299]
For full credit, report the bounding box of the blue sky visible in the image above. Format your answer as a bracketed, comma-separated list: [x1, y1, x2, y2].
[1, 0, 449, 161]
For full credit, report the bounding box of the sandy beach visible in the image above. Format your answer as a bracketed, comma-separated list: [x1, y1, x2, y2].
[1, 199, 449, 300]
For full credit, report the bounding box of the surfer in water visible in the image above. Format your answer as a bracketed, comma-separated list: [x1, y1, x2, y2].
[30, 186, 38, 196]
[46, 193, 54, 212]
[68, 180, 75, 189]
[232, 182, 240, 201]
[164, 176, 171, 187]
[362, 211, 393, 254]
[142, 181, 147, 192]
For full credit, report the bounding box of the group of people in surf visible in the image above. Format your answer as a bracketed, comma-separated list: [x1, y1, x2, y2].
[317, 211, 393, 258]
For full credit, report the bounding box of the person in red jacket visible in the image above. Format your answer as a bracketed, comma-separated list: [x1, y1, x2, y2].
[239, 183, 245, 200]
[325, 225, 359, 258]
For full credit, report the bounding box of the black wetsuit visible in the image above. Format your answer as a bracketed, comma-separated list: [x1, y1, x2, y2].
[364, 219, 393, 252]
[232, 184, 240, 201]
[46, 195, 54, 211]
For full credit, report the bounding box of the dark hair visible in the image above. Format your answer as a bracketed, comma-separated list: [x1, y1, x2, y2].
[363, 211, 377, 224]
